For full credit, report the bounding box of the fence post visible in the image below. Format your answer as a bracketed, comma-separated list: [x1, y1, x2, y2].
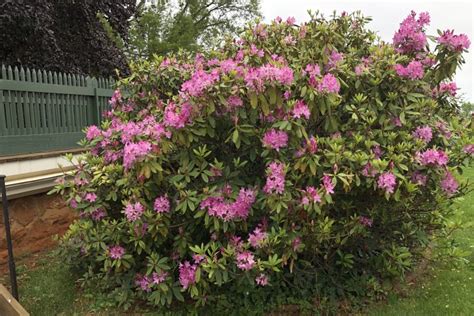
[0, 175, 19, 301]
[86, 77, 100, 126]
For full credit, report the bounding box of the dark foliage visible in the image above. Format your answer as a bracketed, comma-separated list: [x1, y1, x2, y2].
[0, 0, 137, 77]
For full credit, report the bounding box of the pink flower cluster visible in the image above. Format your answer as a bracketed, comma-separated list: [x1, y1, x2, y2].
[248, 227, 268, 248]
[440, 171, 458, 196]
[135, 271, 169, 292]
[123, 141, 152, 170]
[393, 11, 430, 53]
[255, 273, 269, 286]
[163, 102, 192, 129]
[292, 100, 310, 119]
[179, 261, 197, 289]
[326, 50, 344, 70]
[411, 171, 428, 186]
[362, 163, 378, 177]
[262, 129, 288, 151]
[181, 69, 220, 97]
[86, 125, 101, 141]
[464, 144, 474, 155]
[301, 186, 321, 205]
[84, 192, 97, 203]
[394, 60, 424, 79]
[322, 174, 335, 195]
[317, 73, 341, 94]
[359, 216, 373, 227]
[412, 125, 433, 143]
[124, 202, 145, 222]
[108, 245, 125, 259]
[153, 196, 170, 213]
[244, 64, 294, 91]
[433, 82, 458, 97]
[377, 172, 397, 194]
[416, 149, 449, 166]
[236, 251, 255, 270]
[437, 30, 471, 52]
[227, 95, 244, 108]
[200, 188, 256, 221]
[263, 162, 286, 194]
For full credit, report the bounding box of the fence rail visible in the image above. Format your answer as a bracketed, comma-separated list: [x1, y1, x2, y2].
[0, 65, 114, 156]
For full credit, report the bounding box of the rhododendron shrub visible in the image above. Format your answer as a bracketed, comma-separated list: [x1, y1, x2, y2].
[53, 11, 473, 309]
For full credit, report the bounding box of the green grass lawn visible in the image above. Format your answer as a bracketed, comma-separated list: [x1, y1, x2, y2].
[6, 168, 474, 315]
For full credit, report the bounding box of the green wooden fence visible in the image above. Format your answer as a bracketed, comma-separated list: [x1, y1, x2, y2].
[0, 65, 115, 156]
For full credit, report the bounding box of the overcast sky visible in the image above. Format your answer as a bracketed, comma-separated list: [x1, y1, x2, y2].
[261, 0, 473, 102]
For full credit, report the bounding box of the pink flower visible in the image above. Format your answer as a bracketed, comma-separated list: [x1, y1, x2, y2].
[292, 237, 301, 251]
[244, 65, 294, 91]
[109, 89, 122, 108]
[286, 16, 296, 24]
[416, 149, 449, 166]
[463, 144, 474, 155]
[284, 35, 296, 45]
[152, 271, 168, 285]
[124, 202, 145, 222]
[108, 245, 125, 259]
[193, 254, 205, 264]
[440, 171, 458, 196]
[317, 74, 340, 94]
[392, 116, 403, 127]
[433, 82, 458, 97]
[372, 145, 384, 159]
[304, 64, 321, 77]
[255, 273, 269, 286]
[262, 129, 288, 151]
[322, 174, 335, 195]
[377, 172, 397, 194]
[437, 30, 470, 52]
[362, 163, 378, 177]
[123, 141, 152, 169]
[354, 64, 366, 76]
[91, 208, 106, 221]
[250, 44, 264, 57]
[154, 196, 170, 213]
[359, 216, 373, 227]
[306, 136, 318, 154]
[326, 50, 344, 70]
[84, 192, 97, 203]
[393, 11, 429, 53]
[135, 274, 152, 292]
[236, 251, 255, 271]
[227, 95, 243, 108]
[86, 125, 101, 141]
[70, 199, 78, 209]
[292, 100, 310, 119]
[412, 126, 433, 143]
[249, 227, 268, 248]
[200, 188, 256, 221]
[435, 121, 452, 139]
[301, 186, 321, 205]
[394, 60, 424, 79]
[263, 162, 286, 194]
[163, 102, 192, 129]
[411, 171, 428, 186]
[181, 69, 219, 97]
[179, 261, 197, 289]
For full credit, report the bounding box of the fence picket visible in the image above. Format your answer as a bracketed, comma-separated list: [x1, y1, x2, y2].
[0, 64, 114, 155]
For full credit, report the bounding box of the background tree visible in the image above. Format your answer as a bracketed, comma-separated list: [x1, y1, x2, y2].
[105, 0, 261, 60]
[0, 0, 137, 77]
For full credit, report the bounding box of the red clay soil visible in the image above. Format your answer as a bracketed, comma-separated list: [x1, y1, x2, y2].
[0, 193, 76, 272]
